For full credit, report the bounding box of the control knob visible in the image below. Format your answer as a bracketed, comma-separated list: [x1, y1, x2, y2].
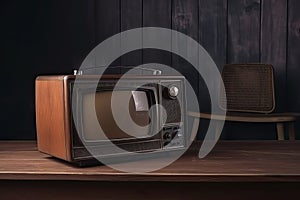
[168, 85, 179, 98]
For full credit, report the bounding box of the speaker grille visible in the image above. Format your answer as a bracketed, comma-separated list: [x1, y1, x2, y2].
[162, 86, 182, 123]
[220, 64, 275, 113]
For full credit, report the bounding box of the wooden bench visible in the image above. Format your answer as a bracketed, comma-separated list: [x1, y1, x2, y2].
[190, 64, 300, 140]
[188, 111, 300, 140]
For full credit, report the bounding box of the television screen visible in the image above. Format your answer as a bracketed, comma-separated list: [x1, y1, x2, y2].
[82, 90, 152, 141]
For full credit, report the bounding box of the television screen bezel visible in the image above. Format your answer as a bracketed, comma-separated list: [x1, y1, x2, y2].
[69, 79, 161, 147]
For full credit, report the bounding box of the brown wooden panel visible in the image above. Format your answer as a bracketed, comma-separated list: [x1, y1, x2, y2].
[120, 0, 143, 67]
[143, 0, 172, 66]
[35, 77, 70, 161]
[228, 0, 261, 63]
[1, 141, 300, 182]
[0, 141, 37, 151]
[261, 0, 288, 112]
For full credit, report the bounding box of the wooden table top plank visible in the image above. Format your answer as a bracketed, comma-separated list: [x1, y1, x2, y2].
[0, 140, 38, 151]
[0, 141, 300, 182]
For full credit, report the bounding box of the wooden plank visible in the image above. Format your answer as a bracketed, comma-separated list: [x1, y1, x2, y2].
[143, 0, 172, 66]
[199, 0, 227, 70]
[226, 0, 262, 139]
[172, 0, 199, 94]
[287, 0, 300, 112]
[261, 0, 287, 112]
[0, 141, 37, 151]
[287, 0, 300, 140]
[95, 0, 121, 70]
[172, 0, 200, 138]
[41, 1, 96, 72]
[228, 0, 261, 63]
[198, 0, 227, 113]
[120, 0, 143, 68]
[71, 0, 96, 70]
[1, 141, 300, 182]
[172, 0, 199, 41]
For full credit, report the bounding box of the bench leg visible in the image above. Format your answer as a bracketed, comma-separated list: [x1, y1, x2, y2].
[190, 118, 200, 142]
[288, 122, 296, 141]
[214, 121, 223, 140]
[276, 123, 285, 141]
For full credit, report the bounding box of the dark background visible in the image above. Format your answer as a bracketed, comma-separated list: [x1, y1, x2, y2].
[0, 0, 299, 140]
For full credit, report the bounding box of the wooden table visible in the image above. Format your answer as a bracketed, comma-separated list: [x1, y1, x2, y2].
[0, 141, 300, 200]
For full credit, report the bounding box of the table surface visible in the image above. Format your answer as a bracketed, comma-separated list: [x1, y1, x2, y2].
[1, 141, 300, 182]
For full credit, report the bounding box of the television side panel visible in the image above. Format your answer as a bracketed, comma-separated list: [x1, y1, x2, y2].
[35, 76, 71, 161]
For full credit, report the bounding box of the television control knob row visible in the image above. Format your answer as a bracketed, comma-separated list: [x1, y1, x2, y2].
[168, 85, 179, 98]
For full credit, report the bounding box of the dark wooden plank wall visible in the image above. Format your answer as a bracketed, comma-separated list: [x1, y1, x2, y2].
[287, 0, 300, 136]
[0, 0, 96, 139]
[143, 0, 172, 67]
[172, 0, 199, 99]
[120, 0, 143, 67]
[199, 0, 227, 71]
[198, 0, 227, 113]
[228, 0, 261, 63]
[1, 0, 300, 139]
[95, 0, 121, 73]
[261, 0, 287, 112]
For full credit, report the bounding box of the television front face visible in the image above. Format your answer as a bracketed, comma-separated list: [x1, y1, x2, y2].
[69, 77, 185, 162]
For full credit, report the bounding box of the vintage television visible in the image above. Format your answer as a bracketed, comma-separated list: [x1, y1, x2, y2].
[36, 74, 187, 166]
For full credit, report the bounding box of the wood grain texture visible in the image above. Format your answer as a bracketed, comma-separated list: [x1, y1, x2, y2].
[287, 0, 300, 140]
[35, 76, 71, 161]
[172, 0, 200, 136]
[287, 0, 300, 112]
[0, 1, 96, 140]
[2, 0, 300, 141]
[95, 0, 121, 68]
[41, 1, 96, 71]
[143, 0, 172, 66]
[198, 0, 227, 113]
[261, 0, 287, 112]
[120, 0, 143, 67]
[199, 0, 227, 70]
[228, 0, 261, 63]
[1, 141, 300, 182]
[172, 0, 199, 100]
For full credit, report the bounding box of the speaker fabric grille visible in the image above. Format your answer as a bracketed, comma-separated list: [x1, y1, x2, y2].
[220, 64, 275, 113]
